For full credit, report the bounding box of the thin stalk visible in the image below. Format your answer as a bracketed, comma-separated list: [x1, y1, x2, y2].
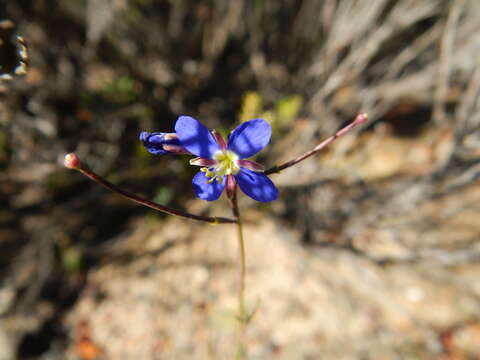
[64, 153, 237, 224]
[265, 113, 367, 175]
[230, 187, 247, 359]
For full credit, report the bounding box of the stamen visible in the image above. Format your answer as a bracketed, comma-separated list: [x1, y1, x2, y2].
[201, 150, 241, 185]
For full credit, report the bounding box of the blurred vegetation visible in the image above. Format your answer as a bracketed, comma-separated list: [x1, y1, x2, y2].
[239, 91, 303, 135]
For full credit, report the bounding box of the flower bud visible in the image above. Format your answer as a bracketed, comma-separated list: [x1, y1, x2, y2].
[139, 132, 188, 155]
[64, 153, 81, 169]
[354, 113, 368, 125]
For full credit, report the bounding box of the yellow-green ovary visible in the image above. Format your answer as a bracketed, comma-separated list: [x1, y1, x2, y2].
[202, 150, 240, 184]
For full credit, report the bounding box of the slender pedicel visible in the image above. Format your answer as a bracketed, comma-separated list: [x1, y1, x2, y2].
[64, 153, 237, 224]
[229, 186, 247, 359]
[264, 113, 367, 175]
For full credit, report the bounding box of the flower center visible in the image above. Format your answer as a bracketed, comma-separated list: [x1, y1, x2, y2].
[201, 150, 240, 184]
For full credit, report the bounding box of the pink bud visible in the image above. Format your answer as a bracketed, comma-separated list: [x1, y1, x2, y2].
[64, 153, 81, 169]
[354, 113, 368, 125]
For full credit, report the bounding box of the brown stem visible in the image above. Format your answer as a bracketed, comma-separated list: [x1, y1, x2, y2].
[64, 153, 237, 224]
[264, 113, 367, 175]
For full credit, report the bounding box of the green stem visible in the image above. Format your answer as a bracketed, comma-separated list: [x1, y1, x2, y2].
[231, 188, 247, 359]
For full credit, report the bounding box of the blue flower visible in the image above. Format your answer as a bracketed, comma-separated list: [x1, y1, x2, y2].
[175, 116, 278, 202]
[141, 116, 278, 202]
[139, 131, 189, 155]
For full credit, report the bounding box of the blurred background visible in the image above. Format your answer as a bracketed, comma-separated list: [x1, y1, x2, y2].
[2, 0, 480, 359]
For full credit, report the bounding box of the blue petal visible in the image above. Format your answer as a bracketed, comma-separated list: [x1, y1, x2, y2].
[192, 171, 225, 201]
[140, 131, 180, 155]
[175, 116, 219, 158]
[228, 119, 271, 159]
[235, 168, 278, 202]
